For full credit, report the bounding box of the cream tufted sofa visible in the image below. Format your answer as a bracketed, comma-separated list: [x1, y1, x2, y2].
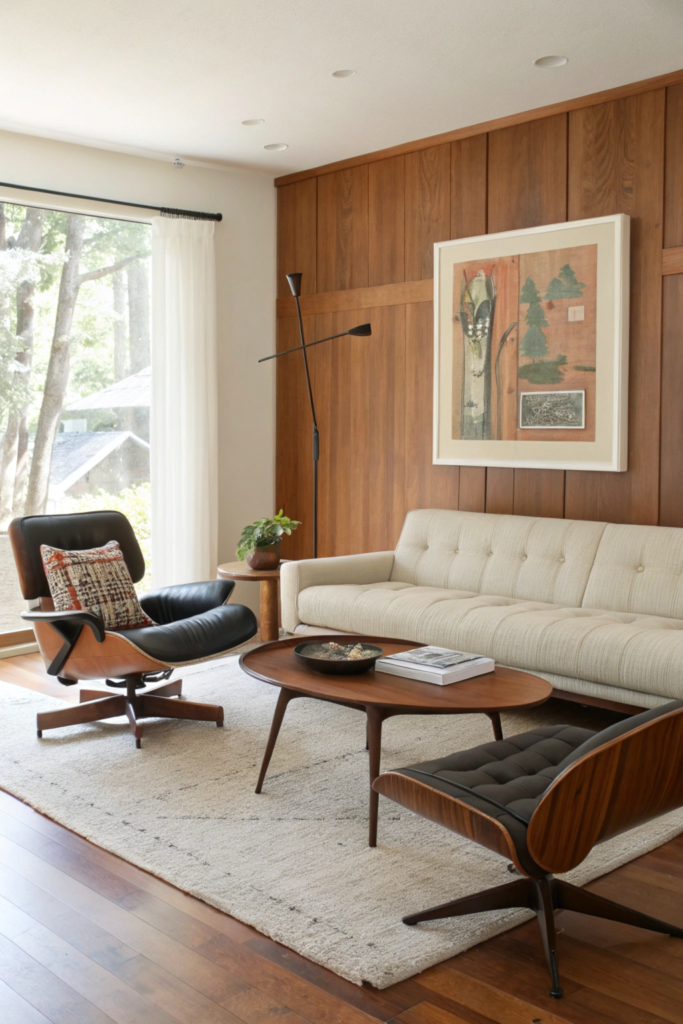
[280, 508, 683, 710]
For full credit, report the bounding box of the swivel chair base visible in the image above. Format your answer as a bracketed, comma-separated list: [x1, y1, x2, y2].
[403, 875, 683, 999]
[36, 673, 224, 748]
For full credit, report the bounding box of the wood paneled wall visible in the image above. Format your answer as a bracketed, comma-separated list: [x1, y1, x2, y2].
[276, 76, 683, 560]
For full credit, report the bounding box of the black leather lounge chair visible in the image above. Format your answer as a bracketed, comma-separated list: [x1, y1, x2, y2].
[373, 700, 683, 998]
[10, 511, 257, 747]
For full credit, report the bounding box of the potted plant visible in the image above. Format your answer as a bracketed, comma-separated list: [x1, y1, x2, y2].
[236, 510, 301, 570]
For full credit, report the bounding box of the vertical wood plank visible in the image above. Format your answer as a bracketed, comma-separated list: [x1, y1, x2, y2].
[659, 275, 683, 526]
[487, 114, 568, 233]
[487, 114, 568, 516]
[316, 306, 405, 556]
[368, 157, 405, 286]
[564, 91, 666, 525]
[513, 471, 565, 519]
[276, 314, 317, 560]
[277, 179, 317, 297]
[664, 83, 683, 249]
[317, 167, 369, 293]
[458, 467, 487, 513]
[450, 135, 488, 512]
[405, 302, 460, 514]
[404, 145, 451, 281]
[451, 134, 488, 241]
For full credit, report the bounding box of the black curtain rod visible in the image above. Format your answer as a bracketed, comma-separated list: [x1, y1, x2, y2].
[0, 180, 222, 222]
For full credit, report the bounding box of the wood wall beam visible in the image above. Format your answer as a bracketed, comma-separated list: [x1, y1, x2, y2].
[663, 247, 683, 275]
[275, 67, 683, 187]
[276, 279, 432, 318]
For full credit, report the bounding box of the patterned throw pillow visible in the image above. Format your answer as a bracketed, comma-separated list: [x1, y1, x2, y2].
[40, 540, 155, 631]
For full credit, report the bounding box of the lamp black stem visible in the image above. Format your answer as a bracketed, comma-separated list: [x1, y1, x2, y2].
[292, 294, 319, 557]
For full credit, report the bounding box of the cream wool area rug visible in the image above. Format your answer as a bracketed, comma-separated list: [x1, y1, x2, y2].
[1, 656, 682, 989]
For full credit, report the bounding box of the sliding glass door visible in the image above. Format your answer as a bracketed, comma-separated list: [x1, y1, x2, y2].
[0, 203, 152, 638]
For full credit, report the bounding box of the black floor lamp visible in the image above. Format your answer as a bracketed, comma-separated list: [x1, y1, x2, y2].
[259, 272, 371, 557]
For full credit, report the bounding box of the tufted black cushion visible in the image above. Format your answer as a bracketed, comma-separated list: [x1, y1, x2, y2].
[394, 700, 683, 874]
[396, 724, 597, 874]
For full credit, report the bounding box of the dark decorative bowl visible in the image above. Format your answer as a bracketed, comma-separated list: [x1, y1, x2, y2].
[293, 641, 383, 676]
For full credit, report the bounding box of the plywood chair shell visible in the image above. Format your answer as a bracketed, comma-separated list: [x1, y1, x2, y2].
[32, 620, 167, 681]
[527, 705, 683, 875]
[373, 771, 527, 874]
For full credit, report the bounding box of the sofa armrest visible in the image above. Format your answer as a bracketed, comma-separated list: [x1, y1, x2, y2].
[280, 551, 395, 633]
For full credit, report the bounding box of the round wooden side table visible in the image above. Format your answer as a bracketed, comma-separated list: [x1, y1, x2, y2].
[216, 561, 285, 642]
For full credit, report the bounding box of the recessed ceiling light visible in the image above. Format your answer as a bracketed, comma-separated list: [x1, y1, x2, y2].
[534, 55, 568, 68]
[241, 118, 264, 126]
[332, 69, 356, 78]
[264, 143, 288, 152]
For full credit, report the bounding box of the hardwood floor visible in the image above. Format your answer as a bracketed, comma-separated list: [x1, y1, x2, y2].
[1, 654, 683, 1022]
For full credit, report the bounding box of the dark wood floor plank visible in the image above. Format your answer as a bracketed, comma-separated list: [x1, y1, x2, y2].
[0, 867, 138, 972]
[383, 979, 504, 1024]
[12, 922, 182, 1024]
[389, 1001, 474, 1023]
[512, 929, 683, 1023]
[473, 931, 676, 1024]
[0, 799, 259, 945]
[0, 932, 116, 1024]
[198, 931, 378, 1024]
[419, 964, 571, 1024]
[112, 954, 253, 1024]
[0, 977, 55, 1024]
[0, 832, 327, 1021]
[244, 934, 406, 1020]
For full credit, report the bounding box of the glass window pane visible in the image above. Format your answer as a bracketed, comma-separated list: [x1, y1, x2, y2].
[0, 203, 152, 633]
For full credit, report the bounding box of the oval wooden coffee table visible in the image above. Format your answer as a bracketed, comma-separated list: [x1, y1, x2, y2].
[240, 634, 552, 847]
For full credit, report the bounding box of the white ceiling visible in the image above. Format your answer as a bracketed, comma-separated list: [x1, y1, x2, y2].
[1, 0, 682, 177]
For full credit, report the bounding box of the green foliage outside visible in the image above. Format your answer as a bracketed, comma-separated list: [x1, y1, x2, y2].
[236, 510, 301, 560]
[545, 264, 586, 300]
[518, 354, 568, 385]
[59, 482, 152, 592]
[1, 205, 150, 439]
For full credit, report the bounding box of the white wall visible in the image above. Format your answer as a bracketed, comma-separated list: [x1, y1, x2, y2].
[0, 129, 276, 619]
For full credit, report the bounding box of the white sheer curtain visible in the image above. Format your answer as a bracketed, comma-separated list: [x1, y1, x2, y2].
[150, 217, 218, 588]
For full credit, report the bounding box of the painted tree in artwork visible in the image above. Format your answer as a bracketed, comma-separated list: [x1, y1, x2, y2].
[519, 276, 549, 361]
[545, 263, 586, 299]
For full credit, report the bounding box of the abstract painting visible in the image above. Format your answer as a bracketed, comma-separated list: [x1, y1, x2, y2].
[434, 214, 629, 472]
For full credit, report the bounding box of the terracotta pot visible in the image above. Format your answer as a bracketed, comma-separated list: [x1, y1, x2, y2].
[247, 543, 280, 571]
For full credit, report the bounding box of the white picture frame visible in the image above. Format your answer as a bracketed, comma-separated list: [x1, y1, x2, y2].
[433, 213, 629, 472]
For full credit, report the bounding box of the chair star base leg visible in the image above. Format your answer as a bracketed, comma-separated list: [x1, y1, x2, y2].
[36, 675, 223, 747]
[402, 873, 683, 1000]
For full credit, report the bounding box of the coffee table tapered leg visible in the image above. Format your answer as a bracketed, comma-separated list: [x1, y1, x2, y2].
[367, 706, 386, 848]
[256, 688, 298, 793]
[487, 711, 503, 741]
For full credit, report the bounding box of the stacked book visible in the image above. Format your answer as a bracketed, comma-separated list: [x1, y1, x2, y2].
[375, 646, 494, 686]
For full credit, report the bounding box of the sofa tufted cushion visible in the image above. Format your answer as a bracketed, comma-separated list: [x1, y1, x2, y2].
[296, 582, 683, 699]
[395, 724, 597, 875]
[583, 522, 683, 619]
[391, 509, 606, 607]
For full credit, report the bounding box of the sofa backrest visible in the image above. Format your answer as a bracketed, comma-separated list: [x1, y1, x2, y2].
[582, 522, 683, 618]
[390, 509, 607, 607]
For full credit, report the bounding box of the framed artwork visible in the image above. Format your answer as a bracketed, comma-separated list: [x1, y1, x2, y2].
[433, 213, 629, 471]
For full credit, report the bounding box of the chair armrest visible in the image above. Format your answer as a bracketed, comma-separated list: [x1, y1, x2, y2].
[140, 580, 235, 625]
[22, 609, 105, 642]
[280, 551, 395, 633]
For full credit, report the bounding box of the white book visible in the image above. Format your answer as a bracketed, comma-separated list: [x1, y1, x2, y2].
[375, 646, 494, 686]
